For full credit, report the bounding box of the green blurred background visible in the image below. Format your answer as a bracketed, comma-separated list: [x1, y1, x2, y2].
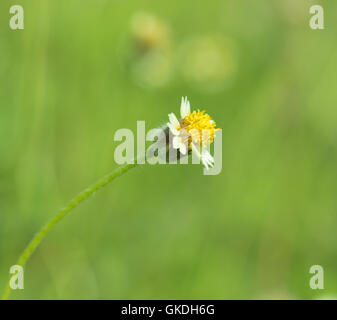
[1, 0, 337, 299]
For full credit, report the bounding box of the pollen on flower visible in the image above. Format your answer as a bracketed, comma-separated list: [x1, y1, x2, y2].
[180, 109, 220, 146]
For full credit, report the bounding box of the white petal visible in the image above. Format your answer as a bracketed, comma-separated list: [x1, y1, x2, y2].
[180, 96, 191, 118]
[180, 97, 185, 118]
[202, 158, 211, 169]
[203, 161, 210, 170]
[179, 143, 187, 155]
[168, 113, 180, 128]
[180, 97, 184, 115]
[186, 97, 191, 114]
[201, 149, 214, 169]
[203, 149, 214, 162]
[172, 136, 181, 149]
[191, 143, 201, 159]
[167, 122, 179, 136]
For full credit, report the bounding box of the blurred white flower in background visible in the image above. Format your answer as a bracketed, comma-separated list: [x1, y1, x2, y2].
[131, 12, 171, 51]
[129, 12, 173, 88]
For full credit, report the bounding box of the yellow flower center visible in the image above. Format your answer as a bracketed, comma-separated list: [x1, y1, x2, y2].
[179, 110, 220, 146]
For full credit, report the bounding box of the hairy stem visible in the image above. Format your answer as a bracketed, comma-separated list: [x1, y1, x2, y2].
[1, 163, 137, 300]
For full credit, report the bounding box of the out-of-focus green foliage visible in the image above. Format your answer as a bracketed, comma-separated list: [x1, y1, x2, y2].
[1, 0, 337, 299]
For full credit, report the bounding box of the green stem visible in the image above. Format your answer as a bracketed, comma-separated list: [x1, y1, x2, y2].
[1, 163, 137, 300]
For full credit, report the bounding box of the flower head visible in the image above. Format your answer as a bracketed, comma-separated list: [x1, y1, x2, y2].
[167, 97, 220, 169]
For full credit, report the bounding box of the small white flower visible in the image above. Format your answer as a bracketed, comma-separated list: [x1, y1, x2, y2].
[167, 96, 219, 169]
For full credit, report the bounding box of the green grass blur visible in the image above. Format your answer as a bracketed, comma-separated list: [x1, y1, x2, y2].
[1, 0, 337, 299]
